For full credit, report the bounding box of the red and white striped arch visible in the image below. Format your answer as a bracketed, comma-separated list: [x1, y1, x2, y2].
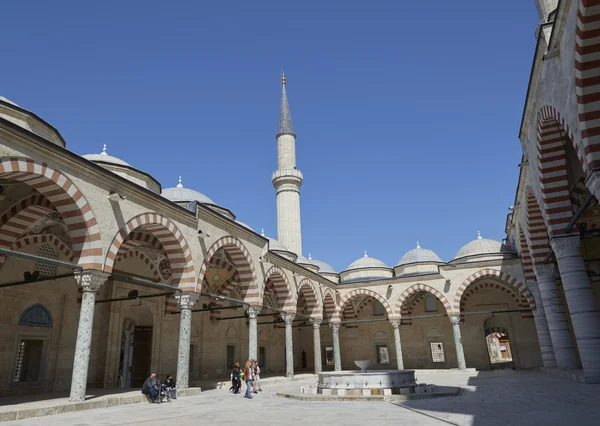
[332, 288, 395, 323]
[322, 289, 336, 320]
[0, 158, 102, 269]
[120, 231, 165, 255]
[198, 236, 258, 305]
[262, 266, 294, 312]
[576, 0, 600, 170]
[114, 249, 161, 282]
[104, 213, 195, 290]
[395, 284, 453, 317]
[518, 228, 536, 281]
[526, 188, 552, 265]
[297, 278, 322, 319]
[536, 107, 585, 237]
[453, 269, 536, 313]
[11, 233, 74, 262]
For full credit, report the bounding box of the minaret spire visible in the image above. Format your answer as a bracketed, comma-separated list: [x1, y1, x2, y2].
[272, 72, 303, 255]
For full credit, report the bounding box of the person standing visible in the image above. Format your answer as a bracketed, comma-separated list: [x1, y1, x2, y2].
[252, 360, 262, 393]
[231, 362, 242, 394]
[243, 360, 253, 399]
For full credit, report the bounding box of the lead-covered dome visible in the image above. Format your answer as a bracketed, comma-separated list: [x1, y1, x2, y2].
[341, 251, 393, 283]
[162, 176, 215, 205]
[297, 253, 321, 273]
[262, 230, 297, 261]
[397, 242, 444, 266]
[453, 232, 514, 262]
[83, 145, 130, 167]
[347, 251, 389, 270]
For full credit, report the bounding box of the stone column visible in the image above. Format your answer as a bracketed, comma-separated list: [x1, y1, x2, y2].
[176, 292, 199, 390]
[449, 315, 467, 370]
[551, 236, 600, 382]
[527, 279, 557, 368]
[311, 320, 322, 373]
[245, 306, 260, 361]
[69, 270, 109, 402]
[533, 264, 578, 369]
[330, 323, 342, 371]
[390, 320, 404, 370]
[120, 330, 133, 388]
[283, 313, 295, 378]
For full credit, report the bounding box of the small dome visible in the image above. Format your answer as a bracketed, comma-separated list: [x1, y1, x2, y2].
[0, 96, 20, 107]
[397, 242, 444, 266]
[312, 259, 336, 274]
[161, 176, 215, 205]
[454, 231, 513, 260]
[235, 220, 254, 231]
[297, 253, 321, 269]
[347, 251, 389, 270]
[261, 229, 293, 253]
[82, 144, 130, 166]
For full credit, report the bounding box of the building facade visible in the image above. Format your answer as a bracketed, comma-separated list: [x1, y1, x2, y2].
[3, 0, 599, 400]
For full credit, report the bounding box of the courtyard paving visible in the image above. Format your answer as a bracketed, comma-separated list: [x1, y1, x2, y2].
[2, 370, 600, 425]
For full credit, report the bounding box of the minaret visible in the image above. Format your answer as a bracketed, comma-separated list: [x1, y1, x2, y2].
[272, 72, 303, 254]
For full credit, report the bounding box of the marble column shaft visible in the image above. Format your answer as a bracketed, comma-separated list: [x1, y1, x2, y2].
[390, 320, 404, 370]
[283, 313, 295, 378]
[527, 279, 557, 368]
[449, 316, 467, 370]
[551, 236, 600, 382]
[69, 270, 109, 402]
[176, 292, 199, 389]
[246, 306, 260, 361]
[533, 263, 578, 369]
[312, 320, 322, 373]
[331, 323, 342, 371]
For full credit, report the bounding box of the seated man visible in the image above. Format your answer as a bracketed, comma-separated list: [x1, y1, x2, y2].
[142, 373, 159, 403]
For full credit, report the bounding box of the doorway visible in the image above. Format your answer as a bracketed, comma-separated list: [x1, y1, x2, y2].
[485, 328, 514, 370]
[131, 326, 153, 387]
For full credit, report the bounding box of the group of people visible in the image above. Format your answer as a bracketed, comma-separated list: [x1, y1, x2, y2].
[141, 373, 177, 403]
[230, 360, 262, 399]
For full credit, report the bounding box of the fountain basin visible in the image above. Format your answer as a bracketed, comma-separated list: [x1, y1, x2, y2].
[317, 369, 416, 395]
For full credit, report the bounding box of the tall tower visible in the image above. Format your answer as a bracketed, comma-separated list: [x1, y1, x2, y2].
[272, 72, 303, 254]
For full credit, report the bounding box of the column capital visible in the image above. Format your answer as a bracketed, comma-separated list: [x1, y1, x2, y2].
[282, 313, 296, 324]
[175, 292, 199, 310]
[310, 319, 322, 328]
[584, 168, 600, 200]
[244, 305, 261, 319]
[74, 270, 110, 292]
[329, 322, 341, 332]
[533, 263, 556, 279]
[449, 315, 461, 325]
[550, 235, 580, 254]
[389, 319, 401, 329]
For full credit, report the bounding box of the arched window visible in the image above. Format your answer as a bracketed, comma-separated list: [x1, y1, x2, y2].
[18, 304, 52, 328]
[425, 294, 438, 312]
[34, 243, 56, 277]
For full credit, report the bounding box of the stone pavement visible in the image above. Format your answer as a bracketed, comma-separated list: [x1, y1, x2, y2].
[2, 370, 600, 425]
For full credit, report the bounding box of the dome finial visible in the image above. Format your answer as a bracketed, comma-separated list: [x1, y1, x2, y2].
[416, 241, 420, 249]
[261, 228, 265, 237]
[176, 176, 183, 188]
[308, 253, 312, 260]
[101, 144, 107, 156]
[477, 230, 482, 240]
[281, 70, 286, 86]
[364, 250, 368, 257]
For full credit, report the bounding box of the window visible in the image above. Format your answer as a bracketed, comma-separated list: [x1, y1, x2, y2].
[325, 347, 334, 366]
[373, 301, 385, 316]
[13, 339, 44, 382]
[34, 244, 56, 277]
[259, 346, 266, 368]
[189, 344, 195, 374]
[376, 344, 390, 364]
[430, 342, 445, 363]
[425, 294, 437, 312]
[226, 345, 235, 369]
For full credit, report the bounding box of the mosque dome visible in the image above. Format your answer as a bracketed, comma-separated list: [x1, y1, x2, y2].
[397, 242, 444, 266]
[262, 230, 297, 261]
[312, 259, 336, 274]
[161, 176, 216, 205]
[234, 220, 254, 231]
[82, 144, 160, 194]
[297, 253, 321, 273]
[347, 251, 389, 270]
[453, 231, 514, 261]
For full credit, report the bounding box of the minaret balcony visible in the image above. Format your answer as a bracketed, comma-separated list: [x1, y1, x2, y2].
[272, 169, 303, 189]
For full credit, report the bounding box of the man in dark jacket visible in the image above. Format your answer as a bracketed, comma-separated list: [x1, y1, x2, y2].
[142, 373, 158, 403]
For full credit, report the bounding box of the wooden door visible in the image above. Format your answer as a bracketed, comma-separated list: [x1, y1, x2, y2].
[131, 327, 152, 388]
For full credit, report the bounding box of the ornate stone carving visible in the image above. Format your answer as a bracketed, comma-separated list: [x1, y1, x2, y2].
[448, 315, 461, 325]
[244, 305, 261, 319]
[534, 264, 556, 280]
[175, 292, 199, 310]
[330, 322, 341, 333]
[311, 319, 322, 329]
[282, 313, 296, 324]
[550, 235, 581, 254]
[389, 319, 401, 329]
[19, 304, 52, 328]
[74, 270, 109, 292]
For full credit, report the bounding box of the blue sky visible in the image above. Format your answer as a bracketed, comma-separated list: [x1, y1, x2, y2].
[2, 0, 539, 271]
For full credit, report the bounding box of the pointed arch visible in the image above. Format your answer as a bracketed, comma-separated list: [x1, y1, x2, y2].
[198, 236, 258, 305]
[12, 233, 74, 263]
[0, 158, 102, 268]
[297, 278, 322, 319]
[262, 266, 294, 312]
[526, 187, 552, 265]
[395, 284, 452, 317]
[454, 269, 536, 313]
[114, 249, 161, 282]
[518, 228, 536, 281]
[104, 213, 195, 290]
[332, 288, 395, 323]
[322, 289, 336, 320]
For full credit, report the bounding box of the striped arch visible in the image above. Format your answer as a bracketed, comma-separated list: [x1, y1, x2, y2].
[262, 266, 294, 312]
[0, 193, 54, 229]
[485, 326, 509, 337]
[536, 107, 584, 237]
[11, 233, 74, 263]
[0, 158, 102, 269]
[453, 269, 536, 313]
[332, 289, 395, 323]
[104, 213, 195, 290]
[198, 236, 258, 305]
[395, 284, 452, 318]
[297, 278, 322, 319]
[322, 289, 336, 320]
[114, 250, 161, 282]
[120, 231, 165, 255]
[518, 228, 536, 281]
[526, 187, 552, 265]
[576, 0, 600, 170]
